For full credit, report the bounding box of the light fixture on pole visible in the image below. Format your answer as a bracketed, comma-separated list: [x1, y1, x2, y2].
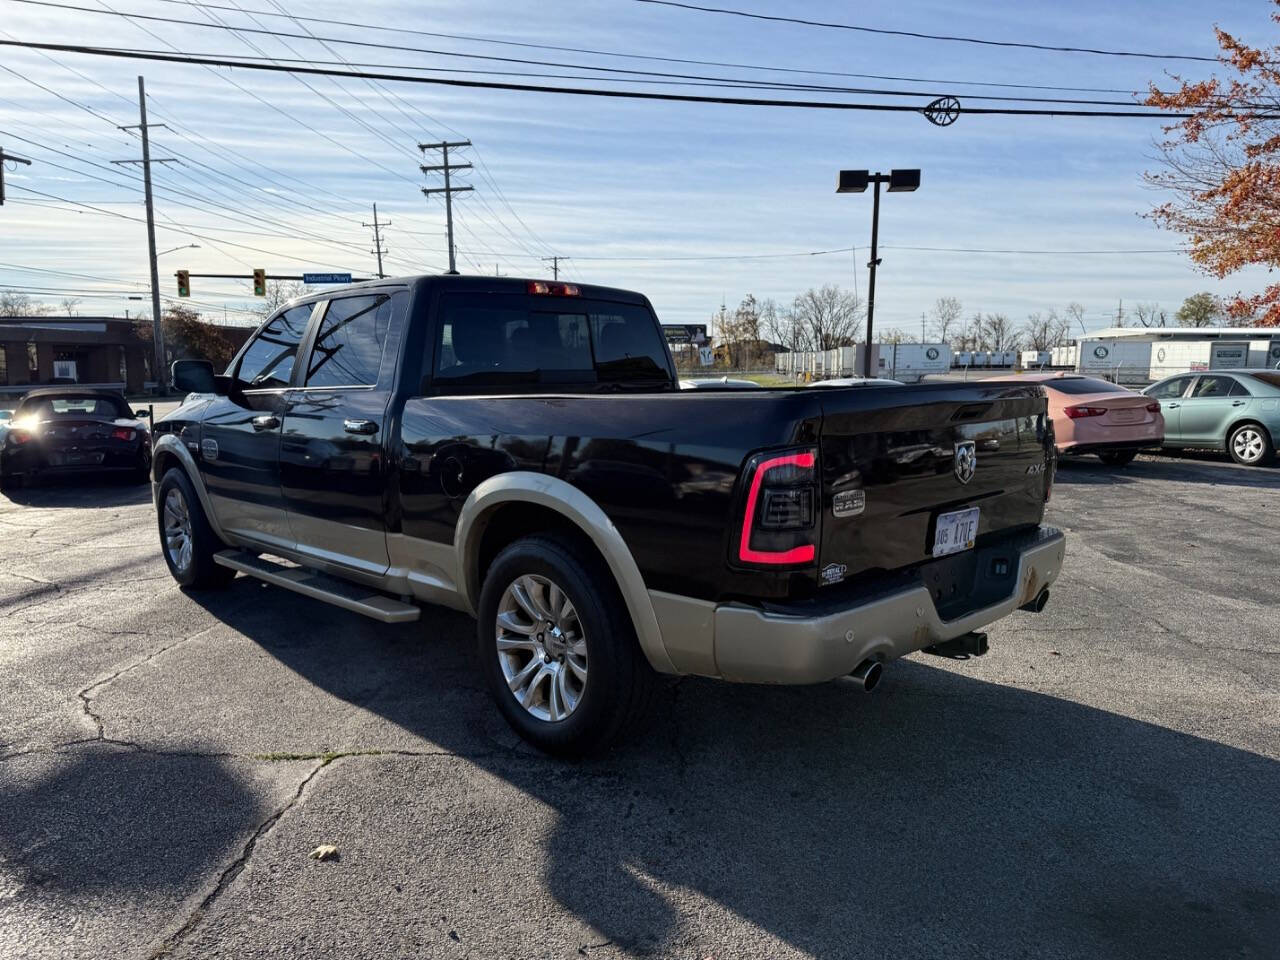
[836, 168, 920, 377]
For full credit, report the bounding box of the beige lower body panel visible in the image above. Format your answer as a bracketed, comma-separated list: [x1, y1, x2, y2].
[651, 528, 1065, 684]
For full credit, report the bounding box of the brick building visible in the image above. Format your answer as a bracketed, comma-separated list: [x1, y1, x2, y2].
[0, 317, 253, 397]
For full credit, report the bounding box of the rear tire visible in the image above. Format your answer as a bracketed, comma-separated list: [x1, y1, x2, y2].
[156, 467, 235, 588]
[477, 533, 656, 757]
[1098, 449, 1138, 466]
[1228, 423, 1274, 466]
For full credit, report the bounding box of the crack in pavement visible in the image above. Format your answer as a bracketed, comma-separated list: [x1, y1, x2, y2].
[147, 758, 329, 959]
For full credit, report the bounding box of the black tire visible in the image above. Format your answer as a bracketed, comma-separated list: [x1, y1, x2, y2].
[156, 467, 235, 588]
[1227, 423, 1275, 466]
[0, 469, 20, 490]
[130, 450, 153, 485]
[477, 533, 657, 757]
[1097, 449, 1138, 466]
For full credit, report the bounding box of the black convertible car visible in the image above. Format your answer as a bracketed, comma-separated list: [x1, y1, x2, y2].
[0, 388, 151, 488]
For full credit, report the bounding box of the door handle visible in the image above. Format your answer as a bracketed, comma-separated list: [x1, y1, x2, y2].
[343, 418, 378, 435]
[1165, 403, 1180, 409]
[1232, 400, 1246, 406]
[251, 414, 279, 431]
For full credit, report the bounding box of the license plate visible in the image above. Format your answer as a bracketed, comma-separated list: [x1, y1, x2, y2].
[1110, 408, 1141, 423]
[933, 507, 979, 557]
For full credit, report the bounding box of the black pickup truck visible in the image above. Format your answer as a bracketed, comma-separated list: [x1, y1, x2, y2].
[153, 275, 1064, 754]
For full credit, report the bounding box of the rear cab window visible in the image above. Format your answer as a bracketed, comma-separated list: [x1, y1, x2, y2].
[431, 292, 671, 390]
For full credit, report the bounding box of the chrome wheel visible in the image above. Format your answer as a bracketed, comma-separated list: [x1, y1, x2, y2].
[495, 574, 588, 723]
[1232, 427, 1265, 464]
[163, 487, 193, 573]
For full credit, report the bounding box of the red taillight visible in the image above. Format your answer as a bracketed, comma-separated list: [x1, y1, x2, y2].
[111, 427, 134, 442]
[738, 449, 817, 566]
[8, 429, 32, 445]
[1145, 401, 1160, 413]
[1063, 405, 1107, 419]
[527, 280, 580, 296]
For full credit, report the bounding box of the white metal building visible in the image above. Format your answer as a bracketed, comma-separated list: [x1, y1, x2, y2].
[1073, 327, 1280, 383]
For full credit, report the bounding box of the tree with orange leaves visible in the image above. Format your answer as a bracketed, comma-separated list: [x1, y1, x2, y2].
[1146, 4, 1280, 327]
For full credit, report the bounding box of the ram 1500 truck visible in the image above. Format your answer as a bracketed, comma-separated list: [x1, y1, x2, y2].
[153, 275, 1064, 754]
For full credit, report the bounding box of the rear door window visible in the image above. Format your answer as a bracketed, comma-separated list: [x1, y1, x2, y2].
[1147, 376, 1193, 400]
[237, 304, 314, 388]
[1190, 375, 1236, 398]
[304, 294, 394, 388]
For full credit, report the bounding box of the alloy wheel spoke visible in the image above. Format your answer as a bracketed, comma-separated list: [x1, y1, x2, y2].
[547, 664, 564, 721]
[496, 610, 537, 636]
[508, 656, 542, 695]
[521, 664, 550, 708]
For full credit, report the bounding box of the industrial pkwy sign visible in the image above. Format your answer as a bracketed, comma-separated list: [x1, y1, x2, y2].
[302, 273, 353, 284]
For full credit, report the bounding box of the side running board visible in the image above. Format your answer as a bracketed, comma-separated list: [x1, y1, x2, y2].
[213, 550, 421, 623]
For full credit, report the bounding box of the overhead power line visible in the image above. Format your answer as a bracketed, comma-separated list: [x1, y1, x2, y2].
[4, 0, 1148, 107]
[0, 40, 1202, 120]
[142, 0, 1139, 95]
[631, 0, 1218, 62]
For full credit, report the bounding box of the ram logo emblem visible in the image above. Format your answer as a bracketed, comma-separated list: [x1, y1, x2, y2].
[953, 441, 977, 484]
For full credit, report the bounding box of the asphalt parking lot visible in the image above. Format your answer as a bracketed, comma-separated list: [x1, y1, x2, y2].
[2, 453, 1277, 959]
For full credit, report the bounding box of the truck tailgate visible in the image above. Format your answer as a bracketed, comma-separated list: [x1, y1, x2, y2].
[816, 382, 1051, 581]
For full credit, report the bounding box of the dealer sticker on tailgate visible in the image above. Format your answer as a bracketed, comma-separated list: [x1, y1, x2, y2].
[932, 507, 979, 557]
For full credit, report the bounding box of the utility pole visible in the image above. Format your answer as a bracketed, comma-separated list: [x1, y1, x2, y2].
[114, 77, 177, 394]
[419, 140, 471, 274]
[541, 255, 562, 280]
[363, 202, 389, 279]
[921, 311, 927, 344]
[0, 147, 32, 205]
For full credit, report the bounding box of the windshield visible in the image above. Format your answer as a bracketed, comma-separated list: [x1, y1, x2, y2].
[17, 396, 128, 420]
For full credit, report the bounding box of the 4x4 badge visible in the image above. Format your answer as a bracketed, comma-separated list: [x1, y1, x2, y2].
[954, 441, 976, 484]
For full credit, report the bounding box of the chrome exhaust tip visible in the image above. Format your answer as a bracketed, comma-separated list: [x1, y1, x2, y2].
[850, 659, 883, 692]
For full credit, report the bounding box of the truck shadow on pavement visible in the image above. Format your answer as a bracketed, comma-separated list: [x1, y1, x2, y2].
[0, 747, 267, 907]
[182, 586, 1280, 959]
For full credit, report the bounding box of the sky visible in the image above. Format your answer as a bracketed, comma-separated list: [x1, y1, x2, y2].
[0, 0, 1274, 335]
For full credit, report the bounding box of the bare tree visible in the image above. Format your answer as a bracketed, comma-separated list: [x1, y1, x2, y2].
[789, 285, 863, 351]
[1023, 312, 1056, 351]
[256, 280, 310, 318]
[0, 292, 50, 317]
[1132, 302, 1164, 328]
[965, 312, 985, 350]
[979, 313, 1020, 352]
[60, 297, 82, 317]
[929, 296, 963, 345]
[1064, 302, 1088, 337]
[878, 327, 916, 344]
[1046, 308, 1072, 346]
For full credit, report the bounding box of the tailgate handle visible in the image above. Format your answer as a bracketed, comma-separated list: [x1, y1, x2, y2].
[951, 403, 993, 422]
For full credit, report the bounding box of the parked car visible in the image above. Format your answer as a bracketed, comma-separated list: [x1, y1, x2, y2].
[984, 372, 1163, 466]
[0, 388, 151, 487]
[151, 275, 1064, 755]
[1142, 370, 1280, 466]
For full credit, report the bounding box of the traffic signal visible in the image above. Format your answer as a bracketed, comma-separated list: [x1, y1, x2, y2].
[253, 268, 266, 296]
[176, 270, 190, 298]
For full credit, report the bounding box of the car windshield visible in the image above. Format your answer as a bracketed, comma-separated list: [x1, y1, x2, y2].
[17, 396, 128, 420]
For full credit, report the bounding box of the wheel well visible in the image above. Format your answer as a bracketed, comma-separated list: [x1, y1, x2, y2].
[473, 502, 613, 599]
[153, 448, 181, 482]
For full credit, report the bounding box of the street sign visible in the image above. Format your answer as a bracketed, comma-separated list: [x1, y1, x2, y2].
[698, 346, 714, 366]
[302, 272, 353, 284]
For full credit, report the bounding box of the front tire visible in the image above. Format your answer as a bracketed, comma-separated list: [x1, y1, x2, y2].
[1228, 423, 1274, 466]
[477, 533, 656, 756]
[1098, 449, 1138, 466]
[156, 467, 234, 588]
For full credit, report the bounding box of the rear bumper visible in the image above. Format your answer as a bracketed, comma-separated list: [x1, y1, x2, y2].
[650, 525, 1065, 684]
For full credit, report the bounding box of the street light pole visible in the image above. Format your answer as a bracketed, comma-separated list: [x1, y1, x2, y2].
[837, 168, 921, 378]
